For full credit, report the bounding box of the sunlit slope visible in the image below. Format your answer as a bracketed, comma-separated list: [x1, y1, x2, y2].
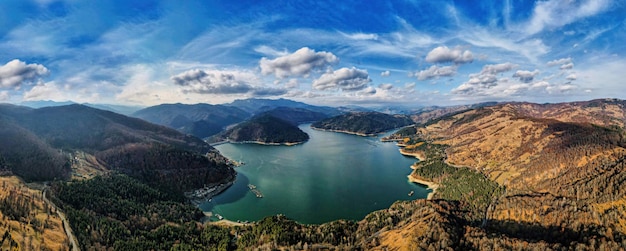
[373, 99, 626, 250]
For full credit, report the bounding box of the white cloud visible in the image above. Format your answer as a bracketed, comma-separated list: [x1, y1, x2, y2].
[116, 64, 180, 105]
[284, 79, 299, 89]
[416, 65, 457, 81]
[340, 32, 379, 40]
[560, 62, 574, 70]
[512, 69, 540, 83]
[313, 67, 371, 91]
[531, 81, 550, 89]
[335, 17, 435, 59]
[0, 91, 9, 101]
[0, 59, 49, 88]
[566, 74, 577, 80]
[451, 74, 499, 95]
[380, 70, 390, 77]
[254, 45, 289, 57]
[575, 58, 626, 98]
[176, 19, 269, 62]
[23, 82, 64, 101]
[172, 68, 286, 96]
[459, 28, 549, 63]
[357, 86, 377, 96]
[451, 77, 580, 100]
[523, 0, 611, 35]
[425, 46, 473, 64]
[546, 83, 578, 93]
[378, 83, 393, 90]
[451, 62, 522, 97]
[547, 57, 573, 66]
[259, 47, 338, 78]
[451, 62, 518, 96]
[480, 62, 517, 74]
[450, 59, 584, 102]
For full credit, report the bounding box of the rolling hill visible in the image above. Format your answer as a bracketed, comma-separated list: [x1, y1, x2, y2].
[374, 98, 626, 249]
[226, 98, 341, 116]
[212, 113, 309, 145]
[0, 104, 235, 194]
[311, 111, 414, 136]
[133, 103, 251, 139]
[257, 106, 330, 125]
[10, 99, 626, 250]
[133, 98, 342, 139]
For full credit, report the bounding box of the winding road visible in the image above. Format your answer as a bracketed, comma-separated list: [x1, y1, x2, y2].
[42, 188, 80, 251]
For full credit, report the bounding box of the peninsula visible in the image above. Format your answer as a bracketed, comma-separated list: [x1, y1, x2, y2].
[311, 111, 413, 136]
[211, 113, 309, 145]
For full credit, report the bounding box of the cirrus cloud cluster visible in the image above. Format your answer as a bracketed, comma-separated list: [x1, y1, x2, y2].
[170, 46, 375, 102]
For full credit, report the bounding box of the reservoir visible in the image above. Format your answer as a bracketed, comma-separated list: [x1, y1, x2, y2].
[202, 124, 428, 224]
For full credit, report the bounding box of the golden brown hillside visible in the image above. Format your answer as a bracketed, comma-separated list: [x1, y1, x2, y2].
[0, 175, 69, 250]
[372, 99, 626, 250]
[418, 101, 626, 192]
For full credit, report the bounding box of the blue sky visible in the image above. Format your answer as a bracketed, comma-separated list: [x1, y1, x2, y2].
[0, 0, 624, 107]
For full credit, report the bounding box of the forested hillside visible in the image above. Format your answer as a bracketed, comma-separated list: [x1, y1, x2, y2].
[133, 99, 342, 139]
[51, 174, 210, 250]
[213, 114, 309, 144]
[133, 103, 251, 139]
[0, 104, 235, 193]
[0, 176, 69, 250]
[4, 99, 626, 250]
[226, 98, 341, 116]
[376, 99, 626, 249]
[258, 107, 330, 125]
[311, 111, 413, 136]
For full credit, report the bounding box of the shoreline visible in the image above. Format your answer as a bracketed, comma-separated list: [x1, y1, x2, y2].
[211, 139, 307, 146]
[399, 149, 425, 162]
[310, 125, 415, 138]
[310, 127, 378, 137]
[186, 175, 236, 203]
[397, 148, 438, 200]
[407, 174, 439, 200]
[207, 219, 249, 227]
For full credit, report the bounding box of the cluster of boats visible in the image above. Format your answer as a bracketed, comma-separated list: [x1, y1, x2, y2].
[248, 184, 263, 198]
[185, 180, 234, 203]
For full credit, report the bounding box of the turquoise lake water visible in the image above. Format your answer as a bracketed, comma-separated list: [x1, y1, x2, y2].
[202, 124, 428, 224]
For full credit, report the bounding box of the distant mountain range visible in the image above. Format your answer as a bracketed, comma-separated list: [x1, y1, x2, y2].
[20, 100, 143, 115]
[133, 98, 342, 139]
[133, 103, 251, 139]
[226, 98, 342, 116]
[0, 104, 234, 193]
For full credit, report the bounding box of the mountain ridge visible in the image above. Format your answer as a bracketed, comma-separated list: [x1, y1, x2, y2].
[0, 104, 235, 194]
[374, 98, 626, 249]
[132, 98, 343, 139]
[311, 111, 414, 136]
[211, 113, 309, 145]
[4, 99, 626, 249]
[133, 103, 251, 139]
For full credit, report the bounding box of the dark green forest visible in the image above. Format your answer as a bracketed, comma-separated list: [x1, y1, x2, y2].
[215, 114, 310, 144]
[311, 112, 413, 135]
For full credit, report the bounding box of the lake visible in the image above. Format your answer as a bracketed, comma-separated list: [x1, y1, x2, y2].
[201, 124, 428, 224]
